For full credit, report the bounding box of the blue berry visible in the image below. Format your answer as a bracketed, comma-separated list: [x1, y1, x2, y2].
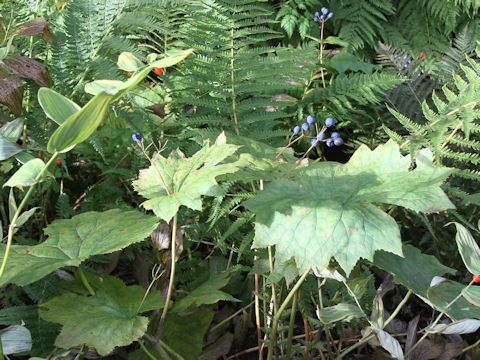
[327, 12, 333, 19]
[321, 7, 329, 14]
[314, 15, 319, 21]
[326, 139, 334, 147]
[325, 117, 336, 127]
[331, 132, 340, 139]
[302, 123, 310, 131]
[310, 138, 319, 147]
[315, 11, 320, 17]
[334, 137, 344, 146]
[317, 132, 326, 141]
[320, 14, 325, 20]
[132, 132, 143, 143]
[306, 115, 316, 125]
[293, 126, 301, 135]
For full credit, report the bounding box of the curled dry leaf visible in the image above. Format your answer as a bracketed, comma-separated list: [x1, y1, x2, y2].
[3, 55, 50, 87]
[150, 222, 184, 260]
[412, 339, 462, 360]
[0, 75, 23, 116]
[147, 103, 166, 117]
[15, 17, 53, 42]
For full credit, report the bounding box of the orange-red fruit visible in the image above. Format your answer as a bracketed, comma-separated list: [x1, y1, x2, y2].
[418, 51, 426, 61]
[153, 67, 164, 75]
[56, 159, 62, 167]
[473, 274, 480, 283]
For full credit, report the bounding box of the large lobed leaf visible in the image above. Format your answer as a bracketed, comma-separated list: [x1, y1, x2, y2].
[133, 133, 240, 222]
[246, 140, 454, 274]
[0, 209, 159, 287]
[39, 276, 164, 356]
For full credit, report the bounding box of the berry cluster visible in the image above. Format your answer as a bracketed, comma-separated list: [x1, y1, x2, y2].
[392, 53, 412, 72]
[292, 115, 344, 148]
[132, 132, 143, 143]
[314, 7, 333, 22]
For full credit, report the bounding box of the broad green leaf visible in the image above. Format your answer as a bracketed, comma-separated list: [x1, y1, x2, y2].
[84, 80, 125, 96]
[162, 311, 214, 360]
[462, 286, 480, 306]
[38, 88, 80, 125]
[317, 303, 365, 324]
[117, 52, 144, 72]
[39, 276, 163, 356]
[246, 140, 454, 274]
[133, 132, 239, 222]
[0, 209, 159, 286]
[0, 135, 22, 161]
[450, 222, 480, 274]
[427, 281, 480, 320]
[47, 92, 112, 153]
[8, 188, 16, 221]
[48, 49, 193, 154]
[174, 267, 240, 312]
[0, 325, 32, 355]
[324, 36, 349, 47]
[374, 245, 456, 297]
[0, 118, 23, 142]
[4, 158, 49, 188]
[327, 51, 377, 74]
[85, 48, 194, 98]
[14, 151, 36, 164]
[15, 207, 39, 230]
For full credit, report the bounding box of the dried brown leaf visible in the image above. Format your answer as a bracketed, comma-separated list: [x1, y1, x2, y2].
[3, 55, 49, 87]
[15, 17, 53, 42]
[413, 338, 463, 360]
[0, 75, 23, 116]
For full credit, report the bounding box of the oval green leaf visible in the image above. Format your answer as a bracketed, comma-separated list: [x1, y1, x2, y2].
[47, 92, 112, 153]
[38, 88, 80, 125]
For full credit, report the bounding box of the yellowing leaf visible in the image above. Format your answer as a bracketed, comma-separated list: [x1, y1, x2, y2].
[133, 133, 239, 222]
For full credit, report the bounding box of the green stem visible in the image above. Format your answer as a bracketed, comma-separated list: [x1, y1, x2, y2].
[268, 246, 278, 316]
[405, 281, 474, 358]
[335, 334, 374, 360]
[0, 331, 4, 360]
[159, 215, 178, 330]
[319, 20, 326, 88]
[336, 289, 413, 360]
[462, 338, 480, 353]
[267, 269, 310, 360]
[230, 21, 239, 135]
[209, 300, 255, 333]
[78, 268, 95, 296]
[385, 290, 412, 326]
[158, 339, 185, 360]
[318, 279, 334, 356]
[0, 152, 59, 278]
[286, 291, 298, 359]
[139, 340, 157, 360]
